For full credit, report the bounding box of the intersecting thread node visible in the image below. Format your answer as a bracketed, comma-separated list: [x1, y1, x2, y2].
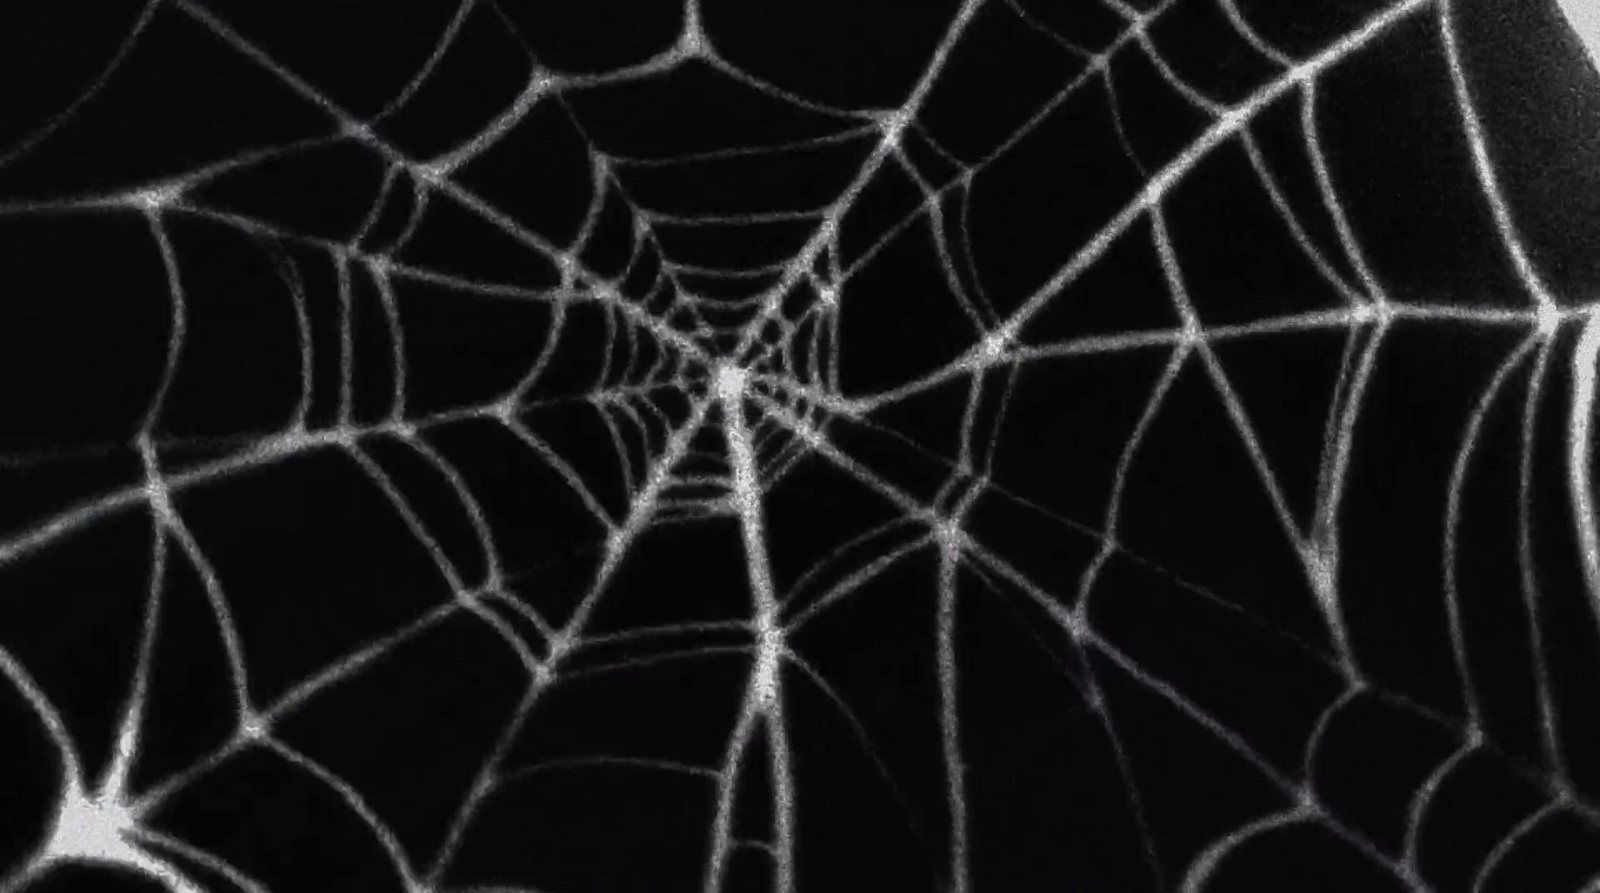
[1536, 302, 1565, 337]
[935, 519, 964, 553]
[239, 714, 268, 740]
[977, 332, 1009, 363]
[126, 182, 184, 211]
[878, 110, 912, 151]
[715, 362, 750, 403]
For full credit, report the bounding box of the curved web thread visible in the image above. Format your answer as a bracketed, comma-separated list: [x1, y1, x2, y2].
[0, 0, 1596, 892]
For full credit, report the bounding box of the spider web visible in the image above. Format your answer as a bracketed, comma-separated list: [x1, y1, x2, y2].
[0, 0, 1598, 890]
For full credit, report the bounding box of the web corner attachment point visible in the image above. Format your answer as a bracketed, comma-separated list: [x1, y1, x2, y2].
[46, 785, 145, 866]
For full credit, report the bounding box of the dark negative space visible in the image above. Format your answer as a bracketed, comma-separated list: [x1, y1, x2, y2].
[1, 1, 1599, 891]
